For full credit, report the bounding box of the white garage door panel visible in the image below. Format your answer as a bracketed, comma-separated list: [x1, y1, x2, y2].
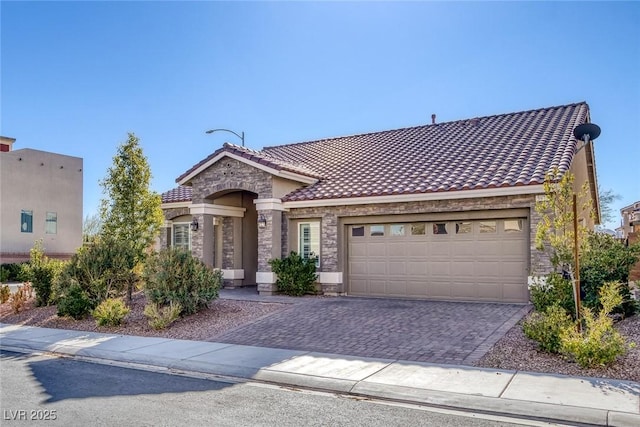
[348, 218, 529, 303]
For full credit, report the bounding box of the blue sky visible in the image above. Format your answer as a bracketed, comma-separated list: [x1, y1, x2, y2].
[2, 1, 638, 229]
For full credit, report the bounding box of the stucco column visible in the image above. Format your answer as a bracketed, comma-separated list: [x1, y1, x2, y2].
[255, 199, 287, 295]
[202, 214, 214, 267]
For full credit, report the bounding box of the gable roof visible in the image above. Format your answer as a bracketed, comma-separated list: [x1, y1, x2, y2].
[163, 102, 592, 205]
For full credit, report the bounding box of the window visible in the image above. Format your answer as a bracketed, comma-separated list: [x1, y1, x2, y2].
[299, 222, 320, 262]
[390, 224, 405, 236]
[411, 223, 425, 235]
[455, 222, 472, 234]
[351, 226, 365, 237]
[173, 223, 191, 250]
[21, 210, 33, 233]
[45, 212, 57, 234]
[504, 219, 523, 233]
[370, 225, 385, 236]
[433, 223, 448, 234]
[479, 221, 497, 233]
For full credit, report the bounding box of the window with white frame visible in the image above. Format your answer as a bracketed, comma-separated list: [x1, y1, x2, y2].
[45, 212, 57, 234]
[298, 221, 320, 263]
[172, 223, 191, 250]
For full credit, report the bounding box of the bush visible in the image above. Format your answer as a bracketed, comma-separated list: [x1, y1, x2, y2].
[0, 285, 10, 304]
[580, 233, 640, 317]
[269, 251, 318, 296]
[143, 248, 221, 315]
[19, 241, 66, 306]
[560, 282, 629, 367]
[144, 302, 182, 330]
[523, 305, 573, 353]
[57, 283, 93, 319]
[0, 263, 24, 282]
[93, 298, 130, 327]
[53, 238, 136, 308]
[10, 286, 28, 313]
[529, 272, 575, 316]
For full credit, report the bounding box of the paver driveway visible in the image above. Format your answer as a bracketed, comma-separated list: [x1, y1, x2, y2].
[213, 292, 530, 365]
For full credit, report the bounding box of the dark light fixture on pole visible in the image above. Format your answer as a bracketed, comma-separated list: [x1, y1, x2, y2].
[205, 128, 245, 147]
[571, 122, 601, 329]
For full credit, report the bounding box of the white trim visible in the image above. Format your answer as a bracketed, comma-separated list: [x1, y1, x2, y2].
[190, 203, 246, 218]
[256, 271, 277, 284]
[254, 198, 288, 211]
[283, 185, 545, 209]
[178, 151, 318, 186]
[161, 201, 191, 209]
[221, 269, 244, 280]
[318, 272, 343, 284]
[171, 222, 191, 251]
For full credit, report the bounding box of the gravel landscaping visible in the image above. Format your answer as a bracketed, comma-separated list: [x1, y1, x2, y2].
[1, 292, 638, 383]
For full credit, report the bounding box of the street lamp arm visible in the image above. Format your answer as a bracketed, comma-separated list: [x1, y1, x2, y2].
[205, 128, 245, 146]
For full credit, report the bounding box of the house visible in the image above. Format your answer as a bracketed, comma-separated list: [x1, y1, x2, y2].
[616, 201, 640, 240]
[617, 201, 640, 282]
[0, 137, 83, 263]
[160, 102, 600, 303]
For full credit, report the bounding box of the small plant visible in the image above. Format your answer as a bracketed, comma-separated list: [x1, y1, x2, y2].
[269, 251, 318, 296]
[144, 302, 182, 330]
[19, 241, 66, 306]
[523, 304, 573, 353]
[143, 248, 221, 315]
[560, 282, 630, 368]
[10, 286, 27, 314]
[93, 298, 130, 327]
[57, 283, 93, 320]
[528, 272, 575, 316]
[0, 285, 10, 304]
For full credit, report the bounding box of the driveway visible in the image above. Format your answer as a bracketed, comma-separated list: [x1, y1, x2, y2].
[215, 291, 530, 365]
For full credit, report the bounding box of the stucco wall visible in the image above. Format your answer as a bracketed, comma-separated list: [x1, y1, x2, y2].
[0, 148, 83, 261]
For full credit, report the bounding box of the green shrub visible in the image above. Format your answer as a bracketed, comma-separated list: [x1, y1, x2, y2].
[53, 238, 136, 308]
[144, 302, 182, 330]
[523, 305, 573, 353]
[57, 283, 94, 319]
[529, 272, 575, 316]
[19, 241, 66, 306]
[580, 233, 640, 317]
[0, 285, 10, 304]
[93, 298, 130, 327]
[560, 282, 629, 367]
[143, 248, 221, 315]
[269, 251, 318, 296]
[1, 263, 25, 282]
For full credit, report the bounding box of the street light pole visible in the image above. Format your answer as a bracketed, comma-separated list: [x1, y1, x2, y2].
[205, 128, 245, 147]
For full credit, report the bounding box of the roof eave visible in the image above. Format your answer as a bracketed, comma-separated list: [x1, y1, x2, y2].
[177, 150, 319, 186]
[282, 184, 545, 209]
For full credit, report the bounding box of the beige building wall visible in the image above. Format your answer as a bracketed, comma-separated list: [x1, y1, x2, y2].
[0, 147, 83, 262]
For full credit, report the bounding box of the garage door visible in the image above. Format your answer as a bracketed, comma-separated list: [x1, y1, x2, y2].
[348, 219, 528, 303]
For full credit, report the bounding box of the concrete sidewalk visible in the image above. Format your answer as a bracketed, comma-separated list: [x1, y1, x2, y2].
[1, 322, 638, 427]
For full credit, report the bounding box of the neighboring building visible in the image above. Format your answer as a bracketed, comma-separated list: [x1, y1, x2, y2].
[0, 137, 83, 263]
[617, 201, 640, 239]
[161, 102, 600, 303]
[618, 201, 640, 282]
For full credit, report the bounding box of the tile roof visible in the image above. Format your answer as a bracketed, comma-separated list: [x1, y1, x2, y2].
[163, 102, 590, 204]
[161, 185, 192, 203]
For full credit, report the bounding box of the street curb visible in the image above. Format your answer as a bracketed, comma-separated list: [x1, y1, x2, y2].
[4, 343, 638, 426]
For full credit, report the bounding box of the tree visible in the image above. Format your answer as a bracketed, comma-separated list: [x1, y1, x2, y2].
[99, 133, 164, 299]
[596, 187, 622, 228]
[82, 213, 102, 244]
[535, 168, 594, 274]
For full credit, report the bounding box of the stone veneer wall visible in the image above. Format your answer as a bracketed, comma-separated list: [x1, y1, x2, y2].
[189, 158, 273, 202]
[222, 217, 234, 269]
[285, 193, 553, 284]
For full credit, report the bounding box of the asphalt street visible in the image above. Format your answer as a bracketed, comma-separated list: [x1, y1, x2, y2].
[0, 350, 555, 427]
